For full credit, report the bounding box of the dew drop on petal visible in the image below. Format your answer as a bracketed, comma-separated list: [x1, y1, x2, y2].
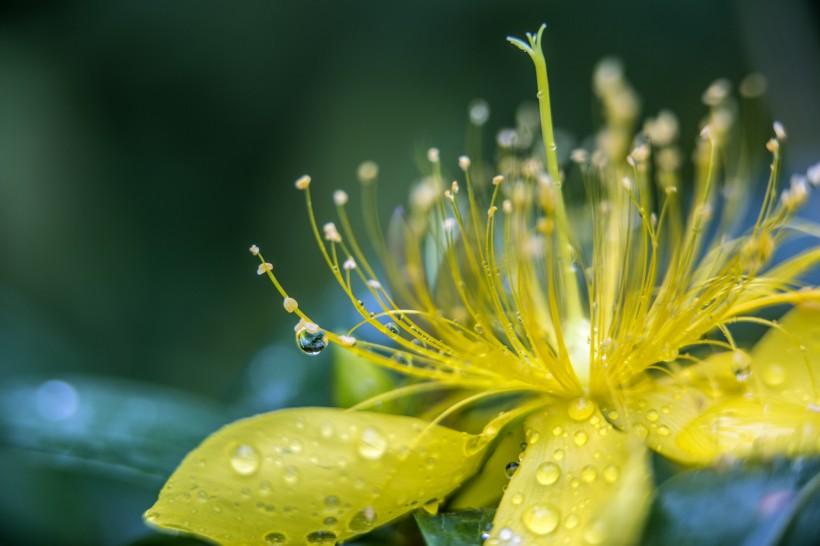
[581, 465, 597, 483]
[553, 449, 565, 461]
[296, 328, 327, 355]
[283, 466, 300, 485]
[564, 513, 579, 529]
[348, 506, 378, 531]
[762, 362, 786, 387]
[505, 461, 520, 478]
[645, 410, 659, 422]
[568, 397, 596, 421]
[306, 530, 337, 544]
[656, 424, 670, 436]
[603, 465, 620, 483]
[358, 427, 388, 460]
[511, 493, 524, 505]
[264, 532, 287, 545]
[230, 444, 260, 476]
[522, 503, 560, 535]
[573, 430, 588, 446]
[536, 462, 561, 485]
[584, 521, 605, 544]
[325, 495, 340, 507]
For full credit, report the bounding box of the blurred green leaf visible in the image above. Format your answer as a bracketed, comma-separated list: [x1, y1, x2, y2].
[415, 508, 495, 546]
[0, 375, 228, 483]
[643, 457, 820, 546]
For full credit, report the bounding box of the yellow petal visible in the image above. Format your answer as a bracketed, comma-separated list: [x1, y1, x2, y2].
[145, 407, 491, 545]
[604, 359, 734, 465]
[485, 400, 651, 546]
[747, 303, 820, 405]
[676, 397, 820, 459]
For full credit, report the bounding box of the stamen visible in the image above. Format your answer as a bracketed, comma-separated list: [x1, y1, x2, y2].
[294, 175, 311, 190]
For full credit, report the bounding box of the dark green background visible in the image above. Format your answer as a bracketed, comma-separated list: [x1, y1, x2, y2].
[0, 1, 818, 545]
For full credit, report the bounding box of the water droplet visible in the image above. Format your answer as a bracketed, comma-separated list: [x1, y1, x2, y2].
[553, 449, 565, 461]
[348, 506, 378, 531]
[296, 328, 327, 355]
[581, 465, 597, 483]
[659, 344, 678, 362]
[573, 430, 588, 446]
[283, 465, 300, 485]
[358, 427, 387, 460]
[633, 423, 649, 438]
[323, 516, 337, 526]
[603, 465, 619, 483]
[324, 495, 340, 507]
[552, 425, 564, 436]
[412, 338, 427, 348]
[564, 513, 579, 530]
[264, 532, 287, 545]
[568, 397, 596, 421]
[763, 362, 786, 386]
[480, 523, 494, 541]
[230, 444, 260, 476]
[536, 90, 545, 100]
[391, 353, 409, 365]
[645, 410, 659, 422]
[385, 322, 400, 336]
[535, 462, 561, 485]
[522, 503, 560, 535]
[732, 351, 752, 381]
[656, 424, 670, 436]
[505, 461, 520, 478]
[320, 422, 334, 439]
[511, 493, 524, 505]
[306, 530, 337, 544]
[584, 521, 605, 544]
[144, 511, 160, 523]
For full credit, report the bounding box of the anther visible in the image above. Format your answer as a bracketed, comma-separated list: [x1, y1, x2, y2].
[283, 297, 299, 313]
[343, 257, 357, 270]
[323, 222, 342, 242]
[249, 244, 260, 256]
[357, 161, 379, 184]
[333, 190, 349, 206]
[458, 155, 471, 170]
[492, 175, 505, 186]
[295, 175, 312, 190]
[427, 147, 440, 163]
[257, 262, 273, 275]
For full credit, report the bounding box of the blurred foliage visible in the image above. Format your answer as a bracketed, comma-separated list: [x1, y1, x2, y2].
[0, 1, 818, 545]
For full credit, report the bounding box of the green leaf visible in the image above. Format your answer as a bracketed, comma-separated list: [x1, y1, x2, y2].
[643, 457, 820, 546]
[415, 508, 496, 546]
[0, 375, 227, 482]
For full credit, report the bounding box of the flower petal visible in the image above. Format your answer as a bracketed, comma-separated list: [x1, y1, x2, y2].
[145, 407, 492, 545]
[603, 357, 736, 465]
[485, 400, 651, 546]
[676, 397, 820, 459]
[747, 303, 820, 405]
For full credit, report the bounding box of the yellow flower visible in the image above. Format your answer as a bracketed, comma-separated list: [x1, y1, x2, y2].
[146, 25, 820, 545]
